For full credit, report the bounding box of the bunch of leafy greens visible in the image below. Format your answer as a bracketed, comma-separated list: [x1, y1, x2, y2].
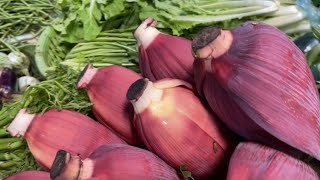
[20, 64, 92, 114]
[136, 0, 279, 35]
[61, 27, 139, 72]
[135, 0, 312, 37]
[52, 0, 140, 43]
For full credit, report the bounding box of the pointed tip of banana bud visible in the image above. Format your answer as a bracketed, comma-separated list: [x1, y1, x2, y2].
[7, 108, 35, 137]
[126, 78, 148, 101]
[50, 150, 68, 179]
[133, 17, 160, 48]
[76, 64, 97, 89]
[192, 26, 221, 53]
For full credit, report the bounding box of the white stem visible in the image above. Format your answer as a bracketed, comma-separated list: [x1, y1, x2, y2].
[262, 11, 305, 27]
[270, 5, 299, 16]
[4, 33, 36, 44]
[130, 81, 164, 114]
[79, 159, 94, 179]
[174, 0, 278, 22]
[77, 64, 98, 89]
[281, 20, 311, 34]
[7, 109, 35, 137]
[133, 18, 160, 48]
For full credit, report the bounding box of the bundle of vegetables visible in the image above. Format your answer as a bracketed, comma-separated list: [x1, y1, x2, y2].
[0, 66, 91, 177]
[0, 102, 39, 178]
[0, 0, 57, 51]
[35, 26, 139, 77]
[51, 0, 140, 42]
[61, 28, 139, 72]
[136, 0, 311, 36]
[35, 0, 319, 79]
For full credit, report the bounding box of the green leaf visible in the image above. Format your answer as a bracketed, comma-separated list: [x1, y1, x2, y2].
[103, 0, 125, 19]
[182, 171, 192, 177]
[78, 0, 102, 41]
[64, 12, 78, 31]
[180, 164, 187, 171]
[97, 0, 107, 4]
[179, 164, 194, 179]
[51, 17, 67, 34]
[61, 22, 84, 43]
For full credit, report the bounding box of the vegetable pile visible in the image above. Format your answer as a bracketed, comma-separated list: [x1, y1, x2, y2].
[1, 0, 320, 179]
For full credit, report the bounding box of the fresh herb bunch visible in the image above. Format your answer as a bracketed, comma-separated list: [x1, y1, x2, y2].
[21, 64, 92, 114]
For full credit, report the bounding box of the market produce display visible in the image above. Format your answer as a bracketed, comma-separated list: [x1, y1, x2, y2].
[1, 0, 320, 179]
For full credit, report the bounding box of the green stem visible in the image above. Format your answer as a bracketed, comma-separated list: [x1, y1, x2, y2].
[0, 140, 24, 151]
[54, 81, 72, 94]
[66, 49, 127, 59]
[307, 44, 320, 66]
[0, 151, 25, 161]
[0, 117, 14, 128]
[98, 32, 134, 38]
[0, 138, 22, 144]
[95, 37, 137, 42]
[0, 129, 9, 137]
[0, 161, 16, 169]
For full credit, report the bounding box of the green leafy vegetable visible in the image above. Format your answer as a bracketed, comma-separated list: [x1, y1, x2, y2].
[61, 28, 139, 72]
[179, 164, 195, 180]
[137, 0, 310, 36]
[21, 65, 92, 114]
[53, 0, 140, 43]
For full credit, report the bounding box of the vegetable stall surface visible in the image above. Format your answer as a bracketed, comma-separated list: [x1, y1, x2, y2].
[192, 21, 320, 161]
[77, 64, 141, 145]
[127, 78, 238, 179]
[50, 144, 180, 180]
[7, 109, 126, 170]
[4, 170, 50, 180]
[134, 18, 194, 84]
[227, 142, 319, 180]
